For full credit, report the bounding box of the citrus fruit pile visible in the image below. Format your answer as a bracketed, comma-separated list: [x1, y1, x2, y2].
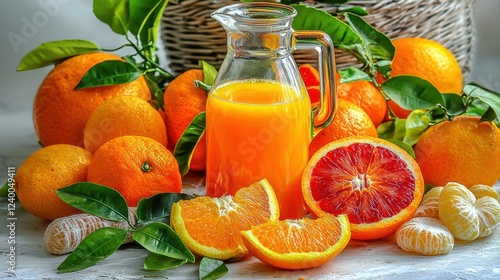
[15, 52, 187, 220]
[12, 34, 500, 275]
[396, 182, 500, 256]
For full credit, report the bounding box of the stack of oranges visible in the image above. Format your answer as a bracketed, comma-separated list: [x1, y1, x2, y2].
[14, 36, 500, 271]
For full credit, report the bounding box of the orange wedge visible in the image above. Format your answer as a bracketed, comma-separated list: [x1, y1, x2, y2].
[241, 214, 350, 269]
[170, 179, 279, 260]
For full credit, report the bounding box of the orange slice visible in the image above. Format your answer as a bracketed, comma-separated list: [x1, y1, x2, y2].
[395, 217, 454, 256]
[438, 182, 500, 241]
[302, 136, 425, 240]
[241, 214, 350, 269]
[170, 179, 279, 260]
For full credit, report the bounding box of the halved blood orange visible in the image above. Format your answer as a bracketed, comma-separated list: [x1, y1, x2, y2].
[241, 214, 350, 270]
[302, 136, 425, 240]
[170, 179, 279, 260]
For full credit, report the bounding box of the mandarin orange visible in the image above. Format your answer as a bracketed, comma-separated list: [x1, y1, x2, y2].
[163, 69, 207, 171]
[15, 144, 92, 220]
[414, 116, 500, 188]
[33, 52, 151, 147]
[83, 95, 168, 154]
[309, 99, 378, 157]
[337, 80, 387, 127]
[86, 135, 182, 206]
[380, 38, 463, 118]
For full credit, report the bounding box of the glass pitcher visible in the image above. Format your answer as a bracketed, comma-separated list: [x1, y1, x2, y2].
[206, 2, 337, 219]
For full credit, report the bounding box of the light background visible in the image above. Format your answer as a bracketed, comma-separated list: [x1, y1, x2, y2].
[0, 0, 499, 116]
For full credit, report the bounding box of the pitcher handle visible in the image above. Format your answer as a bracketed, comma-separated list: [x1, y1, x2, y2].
[294, 31, 337, 129]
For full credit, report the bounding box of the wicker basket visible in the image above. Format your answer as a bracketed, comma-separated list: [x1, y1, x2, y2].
[161, 0, 476, 80]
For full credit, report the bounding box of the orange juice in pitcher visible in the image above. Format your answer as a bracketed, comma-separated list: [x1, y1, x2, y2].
[207, 2, 337, 219]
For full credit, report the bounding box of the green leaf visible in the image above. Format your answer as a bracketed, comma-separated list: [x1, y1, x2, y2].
[57, 182, 129, 222]
[343, 12, 394, 75]
[200, 60, 218, 86]
[344, 12, 394, 61]
[340, 6, 369, 16]
[292, 4, 362, 50]
[338, 67, 371, 83]
[403, 110, 431, 146]
[93, 0, 129, 35]
[75, 60, 143, 89]
[174, 112, 206, 176]
[442, 93, 466, 115]
[377, 119, 406, 141]
[199, 258, 228, 280]
[385, 139, 415, 158]
[132, 222, 195, 262]
[57, 227, 127, 273]
[144, 72, 165, 109]
[463, 83, 500, 121]
[144, 252, 187, 270]
[480, 107, 498, 123]
[382, 75, 444, 110]
[0, 181, 9, 197]
[17, 39, 100, 71]
[129, 0, 168, 47]
[136, 193, 196, 225]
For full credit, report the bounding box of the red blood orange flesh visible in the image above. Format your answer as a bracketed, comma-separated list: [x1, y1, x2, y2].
[302, 136, 425, 240]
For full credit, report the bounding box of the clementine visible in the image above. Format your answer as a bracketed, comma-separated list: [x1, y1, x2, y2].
[337, 79, 387, 127]
[83, 95, 168, 154]
[414, 116, 500, 188]
[86, 135, 182, 206]
[309, 99, 378, 157]
[163, 69, 206, 171]
[379, 38, 463, 118]
[15, 144, 92, 220]
[33, 52, 151, 147]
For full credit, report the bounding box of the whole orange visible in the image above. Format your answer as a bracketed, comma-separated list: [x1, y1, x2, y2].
[414, 116, 500, 188]
[15, 144, 92, 220]
[336, 79, 387, 127]
[380, 38, 463, 118]
[163, 69, 206, 171]
[83, 95, 168, 154]
[34, 52, 151, 147]
[309, 99, 378, 157]
[87, 135, 182, 206]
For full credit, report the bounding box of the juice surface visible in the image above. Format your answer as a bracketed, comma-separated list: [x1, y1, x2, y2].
[206, 79, 311, 219]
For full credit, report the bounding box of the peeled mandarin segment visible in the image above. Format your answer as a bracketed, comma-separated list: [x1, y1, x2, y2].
[475, 196, 500, 238]
[170, 179, 279, 260]
[240, 214, 351, 270]
[439, 183, 480, 241]
[395, 217, 454, 256]
[469, 184, 500, 201]
[414, 186, 443, 218]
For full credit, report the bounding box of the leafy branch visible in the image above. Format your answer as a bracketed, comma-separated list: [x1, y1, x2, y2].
[291, 3, 500, 149]
[16, 0, 176, 109]
[55, 183, 227, 279]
